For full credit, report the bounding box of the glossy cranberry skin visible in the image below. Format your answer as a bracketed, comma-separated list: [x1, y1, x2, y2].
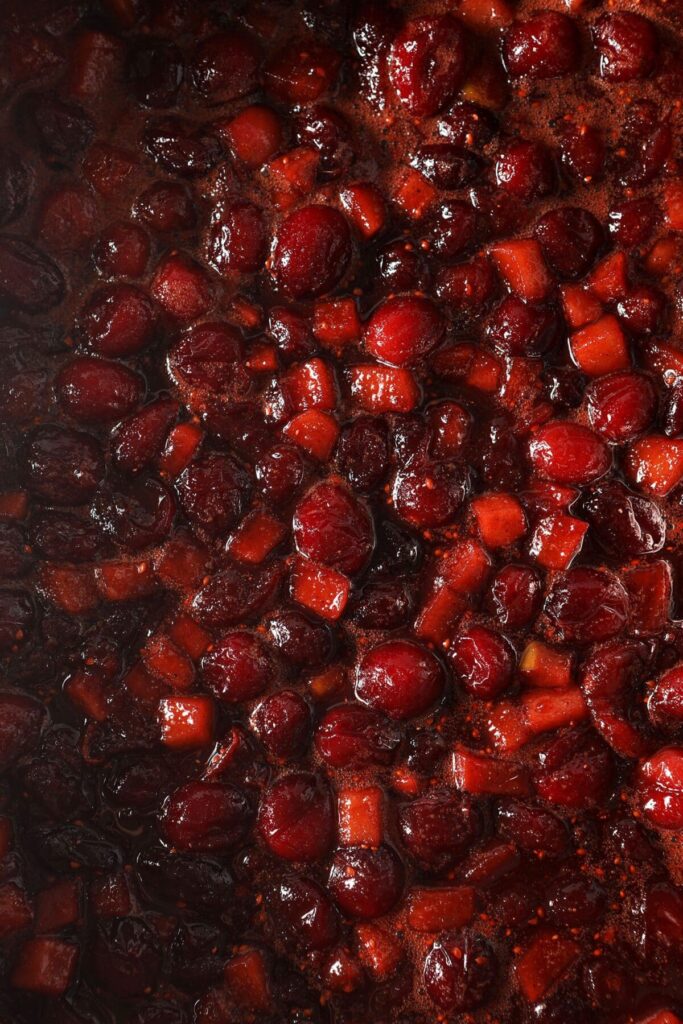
[271, 205, 352, 299]
[388, 15, 467, 117]
[259, 772, 334, 862]
[168, 322, 243, 393]
[161, 782, 252, 852]
[583, 481, 665, 558]
[594, 13, 658, 81]
[392, 463, 467, 529]
[398, 791, 479, 871]
[486, 295, 557, 357]
[529, 421, 610, 485]
[638, 747, 683, 829]
[135, 181, 196, 233]
[79, 284, 157, 356]
[267, 610, 332, 669]
[448, 625, 514, 699]
[487, 564, 542, 630]
[143, 117, 222, 177]
[315, 704, 400, 768]
[498, 801, 568, 855]
[504, 13, 581, 79]
[23, 426, 104, 506]
[545, 567, 629, 643]
[364, 295, 444, 368]
[256, 444, 306, 505]
[328, 845, 404, 919]
[293, 480, 374, 576]
[534, 206, 603, 279]
[356, 640, 445, 720]
[336, 417, 389, 493]
[57, 356, 145, 423]
[190, 31, 261, 104]
[535, 729, 613, 809]
[93, 220, 150, 279]
[270, 875, 339, 951]
[91, 918, 161, 998]
[206, 200, 268, 276]
[495, 141, 556, 202]
[608, 197, 659, 248]
[424, 932, 497, 1011]
[586, 371, 656, 442]
[176, 453, 251, 538]
[252, 691, 311, 760]
[201, 632, 275, 704]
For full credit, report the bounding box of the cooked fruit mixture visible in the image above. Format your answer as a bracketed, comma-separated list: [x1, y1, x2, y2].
[2, 0, 683, 1021]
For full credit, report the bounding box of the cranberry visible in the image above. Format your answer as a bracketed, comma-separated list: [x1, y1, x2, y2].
[437, 102, 498, 148]
[392, 463, 467, 528]
[192, 562, 281, 628]
[127, 39, 183, 107]
[560, 123, 605, 183]
[190, 31, 261, 104]
[206, 201, 268, 276]
[487, 564, 542, 630]
[594, 13, 658, 81]
[270, 875, 338, 952]
[259, 772, 334, 862]
[534, 206, 603, 279]
[315, 704, 400, 767]
[498, 801, 568, 856]
[201, 632, 275, 704]
[162, 782, 251, 852]
[271, 205, 351, 299]
[176, 453, 251, 538]
[608, 197, 659, 248]
[545, 876, 605, 927]
[535, 728, 613, 809]
[364, 295, 444, 368]
[582, 481, 665, 557]
[350, 579, 414, 630]
[376, 240, 428, 293]
[387, 15, 467, 116]
[16, 92, 94, 165]
[545, 567, 629, 642]
[485, 295, 557, 357]
[355, 639, 445, 720]
[264, 41, 342, 104]
[436, 254, 498, 314]
[252, 691, 311, 760]
[648, 665, 683, 729]
[169, 921, 225, 992]
[31, 510, 106, 563]
[23, 426, 104, 506]
[293, 480, 374, 575]
[398, 791, 479, 871]
[113, 397, 178, 474]
[143, 117, 222, 177]
[643, 882, 683, 959]
[426, 200, 478, 259]
[0, 692, 44, 767]
[168, 322, 243, 392]
[0, 237, 64, 312]
[295, 105, 353, 177]
[0, 523, 33, 579]
[134, 181, 196, 233]
[328, 845, 404, 919]
[638, 747, 683, 829]
[504, 13, 581, 79]
[617, 286, 666, 335]
[0, 150, 30, 226]
[529, 421, 610, 485]
[93, 220, 150, 278]
[91, 918, 161, 998]
[107, 757, 169, 811]
[495, 141, 556, 202]
[267, 609, 332, 669]
[582, 955, 634, 1013]
[410, 146, 481, 190]
[57, 356, 145, 423]
[586, 371, 656, 442]
[92, 478, 175, 550]
[336, 417, 389, 493]
[448, 625, 514, 699]
[79, 284, 157, 356]
[256, 444, 306, 505]
[424, 932, 497, 1011]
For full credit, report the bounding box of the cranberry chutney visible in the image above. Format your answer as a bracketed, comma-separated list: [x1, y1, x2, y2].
[2, 0, 683, 1020]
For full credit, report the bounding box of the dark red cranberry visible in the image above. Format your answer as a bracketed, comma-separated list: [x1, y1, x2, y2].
[168, 322, 243, 392]
[112, 397, 178, 475]
[398, 791, 478, 871]
[448, 625, 514, 699]
[534, 728, 613, 809]
[293, 480, 374, 575]
[545, 875, 605, 927]
[206, 201, 268, 276]
[504, 12, 581, 78]
[437, 102, 498, 148]
[594, 12, 658, 81]
[424, 932, 497, 1011]
[388, 15, 467, 117]
[534, 206, 603, 279]
[356, 639, 445, 720]
[259, 772, 334, 862]
[134, 181, 197, 233]
[143, 117, 222, 177]
[176, 453, 251, 538]
[315, 704, 400, 768]
[127, 39, 183, 107]
[270, 875, 338, 951]
[107, 756, 169, 811]
[583, 481, 665, 557]
[23, 425, 104, 505]
[31, 510, 107, 563]
[271, 205, 351, 299]
[252, 691, 311, 760]
[93, 478, 175, 550]
[495, 140, 556, 201]
[169, 921, 225, 992]
[486, 294, 557, 357]
[376, 239, 429, 293]
[79, 284, 157, 356]
[328, 845, 404, 918]
[487, 564, 542, 630]
[336, 417, 389, 493]
[410, 145, 481, 189]
[350, 579, 414, 631]
[162, 782, 252, 852]
[498, 801, 568, 855]
[586, 371, 656, 442]
[93, 220, 150, 279]
[545, 567, 629, 642]
[0, 523, 32, 579]
[295, 105, 353, 176]
[192, 562, 281, 628]
[91, 918, 161, 998]
[427, 200, 478, 259]
[436, 254, 498, 314]
[264, 41, 342, 104]
[0, 150, 30, 226]
[190, 31, 261, 103]
[392, 464, 467, 529]
[256, 444, 306, 505]
[267, 610, 332, 669]
[0, 236, 64, 311]
[643, 881, 683, 953]
[608, 197, 659, 248]
[0, 691, 44, 766]
[560, 123, 605, 182]
[617, 286, 666, 335]
[57, 356, 145, 423]
[16, 92, 94, 165]
[201, 632, 275, 704]
[582, 955, 634, 1013]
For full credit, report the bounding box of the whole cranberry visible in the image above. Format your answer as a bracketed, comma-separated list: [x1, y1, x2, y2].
[448, 625, 514, 699]
[135, 181, 196, 233]
[271, 205, 351, 299]
[202, 632, 275, 704]
[560, 123, 605, 183]
[23, 425, 104, 505]
[529, 421, 610, 485]
[545, 567, 629, 643]
[256, 444, 306, 506]
[427, 200, 478, 259]
[534, 206, 603, 279]
[336, 417, 389, 493]
[582, 481, 665, 558]
[498, 801, 568, 855]
[93, 220, 150, 279]
[251, 690, 311, 760]
[594, 12, 658, 81]
[176, 453, 252, 538]
[392, 463, 467, 529]
[485, 295, 557, 357]
[267, 610, 332, 669]
[504, 12, 581, 79]
[144, 116, 222, 177]
[315, 704, 401, 768]
[398, 791, 479, 871]
[0, 237, 65, 312]
[328, 845, 404, 918]
[364, 295, 444, 367]
[586, 371, 656, 442]
[638, 747, 683, 829]
[269, 875, 339, 951]
[206, 200, 268, 276]
[293, 480, 374, 575]
[495, 140, 556, 202]
[79, 283, 157, 356]
[295, 104, 353, 177]
[534, 728, 613, 809]
[168, 322, 243, 393]
[376, 240, 428, 293]
[424, 931, 497, 1011]
[608, 197, 659, 248]
[387, 15, 467, 116]
[617, 286, 666, 336]
[258, 772, 334, 862]
[190, 31, 261, 104]
[161, 782, 252, 852]
[356, 640, 445, 720]
[410, 146, 481, 190]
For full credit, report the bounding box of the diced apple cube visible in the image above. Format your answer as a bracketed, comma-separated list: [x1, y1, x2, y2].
[95, 560, 156, 602]
[560, 283, 602, 329]
[625, 560, 672, 635]
[520, 641, 572, 689]
[283, 409, 340, 460]
[224, 948, 271, 1011]
[414, 582, 466, 645]
[0, 882, 33, 937]
[11, 937, 78, 997]
[338, 787, 383, 847]
[39, 564, 99, 615]
[471, 493, 527, 549]
[35, 879, 81, 933]
[168, 616, 212, 660]
[291, 558, 350, 621]
[490, 239, 551, 302]
[228, 512, 286, 564]
[625, 435, 683, 496]
[522, 687, 587, 735]
[124, 661, 165, 705]
[64, 670, 108, 721]
[142, 634, 195, 690]
[266, 147, 319, 208]
[159, 695, 215, 750]
[354, 924, 402, 980]
[516, 929, 580, 1002]
[529, 513, 588, 569]
[394, 167, 437, 218]
[153, 538, 207, 590]
[348, 364, 420, 413]
[313, 297, 361, 348]
[570, 314, 630, 377]
[589, 250, 628, 302]
[407, 886, 476, 931]
[451, 747, 530, 796]
[159, 422, 203, 477]
[431, 344, 502, 392]
[341, 183, 386, 238]
[283, 357, 337, 411]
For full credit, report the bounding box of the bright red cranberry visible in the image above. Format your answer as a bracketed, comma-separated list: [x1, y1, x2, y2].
[23, 425, 104, 505]
[487, 564, 543, 630]
[93, 220, 150, 279]
[127, 38, 183, 107]
[79, 284, 157, 356]
[0, 237, 65, 312]
[504, 12, 580, 78]
[201, 632, 275, 704]
[594, 12, 658, 81]
[448, 625, 514, 699]
[293, 480, 374, 576]
[176, 453, 251, 538]
[269, 875, 339, 952]
[534, 728, 613, 808]
[356, 639, 445, 720]
[190, 31, 261, 103]
[586, 372, 656, 442]
[271, 205, 352, 299]
[134, 181, 197, 233]
[638, 747, 683, 829]
[387, 15, 467, 116]
[424, 932, 497, 1011]
[252, 691, 311, 760]
[617, 285, 666, 335]
[328, 845, 404, 919]
[364, 295, 444, 368]
[485, 294, 557, 357]
[545, 567, 629, 643]
[392, 464, 467, 528]
[168, 322, 243, 393]
[529, 421, 610, 485]
[258, 772, 334, 862]
[648, 665, 683, 729]
[57, 356, 144, 423]
[534, 206, 603, 279]
[206, 200, 268, 276]
[583, 481, 665, 558]
[162, 782, 252, 852]
[398, 791, 478, 871]
[112, 397, 178, 474]
[495, 141, 556, 201]
[608, 197, 659, 247]
[315, 704, 400, 768]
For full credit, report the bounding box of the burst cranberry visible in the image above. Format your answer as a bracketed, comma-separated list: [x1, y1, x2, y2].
[162, 782, 252, 852]
[93, 477, 175, 549]
[534, 206, 603, 279]
[495, 141, 556, 201]
[449, 625, 514, 699]
[91, 918, 161, 998]
[267, 609, 332, 669]
[617, 286, 666, 335]
[57, 356, 145, 423]
[168, 322, 243, 392]
[144, 117, 222, 177]
[638, 747, 683, 829]
[387, 15, 467, 116]
[176, 453, 251, 538]
[535, 728, 613, 808]
[487, 564, 542, 630]
[93, 220, 150, 278]
[296, 105, 353, 177]
[355, 639, 444, 720]
[252, 691, 311, 760]
[398, 791, 478, 871]
[336, 417, 389, 493]
[0, 692, 44, 768]
[594, 13, 658, 81]
[364, 295, 444, 367]
[79, 284, 157, 356]
[424, 932, 497, 1011]
[23, 425, 104, 505]
[293, 480, 374, 575]
[206, 201, 268, 276]
[270, 875, 338, 951]
[192, 562, 281, 628]
[586, 371, 656, 442]
[486, 295, 557, 357]
[190, 31, 261, 103]
[256, 444, 306, 505]
[328, 845, 404, 919]
[504, 12, 580, 78]
[376, 240, 428, 293]
[582, 956, 634, 1013]
[392, 464, 467, 528]
[545, 567, 629, 642]
[498, 801, 568, 855]
[258, 772, 334, 862]
[529, 421, 610, 485]
[271, 205, 351, 299]
[201, 632, 275, 704]
[583, 481, 665, 557]
[315, 704, 400, 768]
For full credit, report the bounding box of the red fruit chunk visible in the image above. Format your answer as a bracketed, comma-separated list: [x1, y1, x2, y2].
[407, 886, 475, 932]
[625, 435, 683, 496]
[79, 283, 156, 356]
[594, 12, 658, 81]
[224, 948, 271, 1011]
[229, 512, 285, 565]
[490, 239, 550, 303]
[364, 295, 444, 367]
[449, 625, 514, 699]
[11, 938, 78, 997]
[162, 781, 251, 851]
[529, 421, 610, 485]
[202, 632, 274, 704]
[338, 787, 383, 847]
[341, 183, 386, 238]
[57, 356, 144, 423]
[271, 205, 351, 299]
[313, 297, 361, 349]
[265, 42, 341, 104]
[112, 397, 178, 475]
[315, 704, 400, 768]
[151, 252, 213, 322]
[190, 31, 261, 104]
[95, 561, 156, 602]
[626, 560, 672, 635]
[328, 844, 404, 919]
[292, 559, 350, 622]
[39, 564, 99, 615]
[516, 929, 580, 1002]
[349, 364, 420, 413]
[284, 358, 337, 413]
[159, 696, 214, 750]
[638, 747, 683, 829]
[83, 142, 135, 197]
[225, 104, 283, 167]
[471, 493, 526, 549]
[504, 12, 580, 78]
[452, 747, 530, 796]
[135, 181, 196, 233]
[0, 882, 32, 936]
[388, 15, 467, 117]
[535, 728, 613, 808]
[424, 931, 497, 1011]
[529, 513, 588, 570]
[355, 923, 402, 980]
[294, 481, 373, 576]
[259, 772, 334, 862]
[356, 640, 445, 720]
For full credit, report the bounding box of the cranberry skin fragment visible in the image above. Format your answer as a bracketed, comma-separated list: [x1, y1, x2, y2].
[594, 12, 658, 82]
[328, 844, 404, 919]
[529, 421, 610, 485]
[388, 15, 468, 117]
[355, 639, 445, 720]
[271, 205, 351, 299]
[545, 567, 629, 643]
[0, 236, 64, 311]
[293, 480, 374, 576]
[162, 782, 252, 852]
[424, 931, 497, 1011]
[258, 772, 334, 862]
[448, 625, 514, 700]
[269, 875, 338, 951]
[638, 747, 683, 829]
[504, 13, 581, 79]
[398, 791, 479, 871]
[252, 690, 311, 760]
[201, 632, 275, 704]
[23, 426, 104, 506]
[315, 704, 401, 768]
[364, 295, 445, 367]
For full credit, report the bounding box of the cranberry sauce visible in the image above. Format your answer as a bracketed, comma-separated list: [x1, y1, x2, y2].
[1, 0, 683, 1022]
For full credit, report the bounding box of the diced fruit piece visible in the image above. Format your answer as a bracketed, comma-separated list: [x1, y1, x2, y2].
[313, 297, 361, 349]
[348, 364, 420, 413]
[95, 561, 156, 602]
[520, 642, 572, 689]
[35, 879, 80, 933]
[291, 559, 350, 622]
[625, 560, 672, 634]
[284, 357, 337, 411]
[159, 422, 203, 477]
[471, 492, 527, 548]
[407, 886, 475, 932]
[589, 251, 629, 303]
[570, 314, 630, 376]
[354, 923, 402, 980]
[516, 929, 580, 1002]
[490, 239, 551, 302]
[561, 283, 602, 329]
[393, 167, 437, 218]
[11, 938, 78, 996]
[283, 410, 340, 460]
[168, 616, 211, 660]
[143, 635, 195, 690]
[415, 540, 491, 644]
[451, 747, 530, 796]
[488, 688, 587, 751]
[229, 512, 286, 564]
[159, 696, 215, 749]
[338, 788, 383, 847]
[64, 670, 108, 721]
[529, 513, 588, 569]
[40, 564, 99, 615]
[341, 183, 386, 238]
[0, 883, 33, 937]
[625, 435, 683, 496]
[224, 949, 271, 1011]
